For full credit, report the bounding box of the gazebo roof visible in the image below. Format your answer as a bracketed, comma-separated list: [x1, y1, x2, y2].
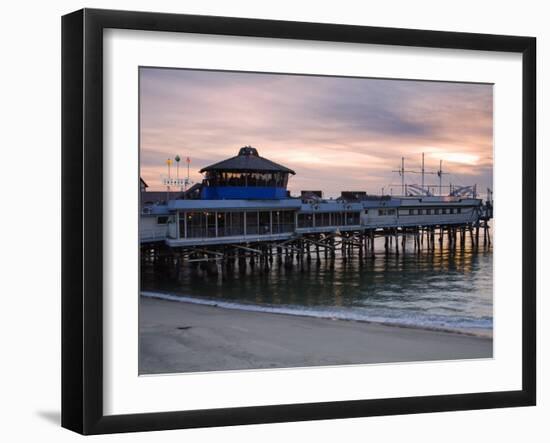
[199, 146, 296, 175]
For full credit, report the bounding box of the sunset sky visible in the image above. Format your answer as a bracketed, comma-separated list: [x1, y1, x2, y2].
[140, 68, 493, 198]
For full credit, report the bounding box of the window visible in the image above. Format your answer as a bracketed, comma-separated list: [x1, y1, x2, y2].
[426, 209, 432, 215]
[332, 212, 343, 226]
[450, 208, 455, 214]
[272, 211, 281, 233]
[434, 209, 440, 215]
[157, 216, 169, 225]
[216, 212, 226, 236]
[273, 210, 295, 233]
[259, 211, 271, 235]
[298, 213, 313, 228]
[346, 212, 360, 225]
[417, 209, 423, 215]
[457, 208, 462, 214]
[315, 212, 330, 227]
[246, 211, 259, 235]
[206, 171, 290, 187]
[408, 209, 415, 215]
[205, 212, 216, 237]
[282, 211, 295, 232]
[185, 212, 206, 238]
[179, 212, 261, 238]
[379, 209, 396, 216]
[229, 212, 245, 236]
[442, 208, 447, 215]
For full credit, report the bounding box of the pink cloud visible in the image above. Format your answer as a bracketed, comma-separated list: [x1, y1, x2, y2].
[140, 68, 493, 198]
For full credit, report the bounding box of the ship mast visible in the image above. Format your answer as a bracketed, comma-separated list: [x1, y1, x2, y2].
[391, 153, 450, 196]
[422, 153, 430, 192]
[392, 157, 417, 196]
[401, 157, 405, 195]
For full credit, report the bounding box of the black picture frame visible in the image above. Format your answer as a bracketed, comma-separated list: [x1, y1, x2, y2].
[61, 8, 536, 435]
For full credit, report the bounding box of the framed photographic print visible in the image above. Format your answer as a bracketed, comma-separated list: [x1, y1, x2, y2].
[61, 8, 536, 435]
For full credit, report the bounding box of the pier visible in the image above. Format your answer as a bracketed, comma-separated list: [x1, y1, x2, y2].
[141, 220, 491, 274]
[140, 146, 492, 273]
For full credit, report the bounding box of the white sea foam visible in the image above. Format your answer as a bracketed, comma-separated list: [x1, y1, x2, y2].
[141, 291, 492, 338]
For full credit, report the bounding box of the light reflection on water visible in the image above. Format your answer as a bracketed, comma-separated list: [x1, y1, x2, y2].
[141, 234, 493, 337]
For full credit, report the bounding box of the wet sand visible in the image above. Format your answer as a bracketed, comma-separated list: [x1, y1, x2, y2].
[139, 296, 492, 374]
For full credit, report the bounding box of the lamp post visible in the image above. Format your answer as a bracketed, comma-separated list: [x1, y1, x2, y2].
[175, 155, 181, 191]
[166, 158, 173, 201]
[186, 157, 191, 191]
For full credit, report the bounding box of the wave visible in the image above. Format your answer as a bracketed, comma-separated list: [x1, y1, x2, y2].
[141, 291, 493, 338]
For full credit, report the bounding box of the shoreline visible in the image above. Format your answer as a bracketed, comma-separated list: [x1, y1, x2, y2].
[139, 295, 492, 375]
[141, 291, 492, 339]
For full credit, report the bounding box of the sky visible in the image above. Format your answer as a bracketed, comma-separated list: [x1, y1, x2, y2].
[140, 67, 493, 198]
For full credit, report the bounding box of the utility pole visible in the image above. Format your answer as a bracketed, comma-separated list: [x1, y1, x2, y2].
[438, 159, 442, 196]
[422, 153, 430, 192]
[186, 156, 191, 191]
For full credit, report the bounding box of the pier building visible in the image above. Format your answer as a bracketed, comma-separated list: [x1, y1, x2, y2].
[140, 147, 492, 264]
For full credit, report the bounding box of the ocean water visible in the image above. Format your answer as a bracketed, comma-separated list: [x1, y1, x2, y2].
[141, 235, 493, 337]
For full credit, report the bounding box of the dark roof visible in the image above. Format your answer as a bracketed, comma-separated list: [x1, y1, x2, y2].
[181, 183, 202, 199]
[340, 191, 367, 202]
[199, 146, 295, 175]
[140, 177, 149, 188]
[141, 191, 184, 206]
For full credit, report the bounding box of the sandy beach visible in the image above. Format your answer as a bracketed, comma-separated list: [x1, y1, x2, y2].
[139, 296, 492, 374]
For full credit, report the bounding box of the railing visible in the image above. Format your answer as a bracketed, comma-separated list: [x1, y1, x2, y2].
[271, 223, 295, 234]
[184, 223, 295, 239]
[219, 226, 247, 237]
[140, 228, 168, 242]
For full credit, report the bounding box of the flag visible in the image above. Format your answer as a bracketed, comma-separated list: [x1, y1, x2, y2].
[186, 157, 191, 163]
